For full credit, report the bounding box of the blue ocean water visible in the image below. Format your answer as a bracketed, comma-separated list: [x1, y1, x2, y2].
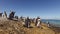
[41, 19, 60, 27]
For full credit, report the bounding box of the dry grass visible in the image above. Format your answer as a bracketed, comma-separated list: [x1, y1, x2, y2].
[0, 19, 59, 34]
[50, 26, 60, 34]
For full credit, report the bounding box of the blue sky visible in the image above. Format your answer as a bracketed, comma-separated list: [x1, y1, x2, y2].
[0, 0, 60, 19]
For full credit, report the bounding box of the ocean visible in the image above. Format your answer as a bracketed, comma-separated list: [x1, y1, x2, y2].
[41, 19, 60, 27]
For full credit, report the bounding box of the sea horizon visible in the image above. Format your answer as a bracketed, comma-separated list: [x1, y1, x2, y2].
[41, 19, 60, 27]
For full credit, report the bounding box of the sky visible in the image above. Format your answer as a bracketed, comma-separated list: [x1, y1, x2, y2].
[0, 0, 60, 19]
